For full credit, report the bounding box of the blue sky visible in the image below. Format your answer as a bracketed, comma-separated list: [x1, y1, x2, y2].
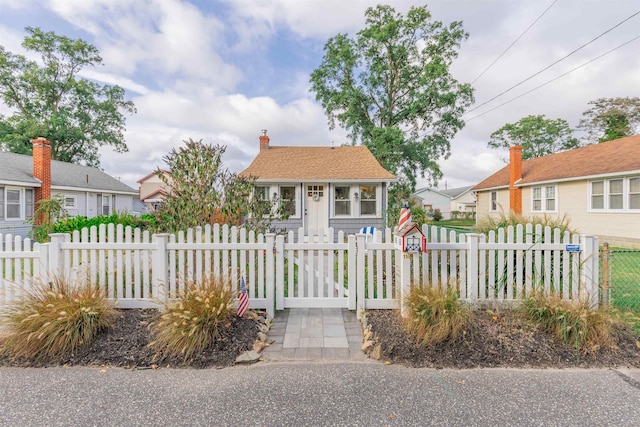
[1, 0, 639, 190]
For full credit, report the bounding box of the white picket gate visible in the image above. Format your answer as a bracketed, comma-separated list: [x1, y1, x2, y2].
[0, 223, 600, 317]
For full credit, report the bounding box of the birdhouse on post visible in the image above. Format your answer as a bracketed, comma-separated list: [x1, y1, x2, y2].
[393, 206, 427, 253]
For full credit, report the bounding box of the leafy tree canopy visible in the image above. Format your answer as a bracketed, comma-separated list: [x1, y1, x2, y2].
[310, 4, 473, 193]
[0, 27, 136, 166]
[578, 97, 640, 143]
[487, 115, 579, 160]
[155, 139, 285, 233]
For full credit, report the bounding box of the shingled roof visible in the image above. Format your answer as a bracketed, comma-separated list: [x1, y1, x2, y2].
[473, 134, 640, 190]
[0, 151, 137, 194]
[239, 145, 396, 181]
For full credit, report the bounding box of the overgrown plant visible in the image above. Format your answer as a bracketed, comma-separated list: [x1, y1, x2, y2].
[404, 284, 472, 346]
[0, 276, 118, 360]
[28, 195, 68, 242]
[522, 292, 616, 352]
[148, 275, 235, 360]
[154, 139, 287, 234]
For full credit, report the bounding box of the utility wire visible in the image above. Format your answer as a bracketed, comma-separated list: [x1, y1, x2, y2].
[471, 0, 558, 85]
[465, 35, 640, 123]
[465, 10, 640, 116]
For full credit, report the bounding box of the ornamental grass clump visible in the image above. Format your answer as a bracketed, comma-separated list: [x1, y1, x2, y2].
[404, 284, 472, 346]
[149, 276, 234, 360]
[522, 291, 615, 352]
[0, 276, 118, 361]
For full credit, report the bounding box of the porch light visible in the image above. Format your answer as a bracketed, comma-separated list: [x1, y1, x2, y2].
[353, 192, 359, 201]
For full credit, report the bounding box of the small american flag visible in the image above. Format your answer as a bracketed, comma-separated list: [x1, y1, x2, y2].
[237, 276, 249, 317]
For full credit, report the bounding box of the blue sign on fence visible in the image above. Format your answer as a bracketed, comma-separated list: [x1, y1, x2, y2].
[565, 244, 581, 252]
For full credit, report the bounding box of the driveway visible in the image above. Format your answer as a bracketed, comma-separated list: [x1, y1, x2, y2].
[1, 364, 639, 426]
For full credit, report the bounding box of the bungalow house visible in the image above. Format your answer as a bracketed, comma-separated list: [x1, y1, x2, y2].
[137, 169, 171, 212]
[472, 134, 640, 248]
[0, 138, 139, 238]
[239, 131, 396, 237]
[413, 186, 475, 219]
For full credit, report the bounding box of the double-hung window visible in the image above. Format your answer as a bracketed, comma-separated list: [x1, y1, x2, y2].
[490, 191, 498, 211]
[360, 185, 376, 216]
[280, 186, 296, 217]
[609, 179, 623, 210]
[334, 186, 350, 216]
[531, 185, 556, 212]
[0, 187, 34, 220]
[630, 177, 640, 210]
[590, 176, 640, 211]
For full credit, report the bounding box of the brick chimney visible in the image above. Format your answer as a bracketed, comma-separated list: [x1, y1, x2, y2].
[32, 137, 52, 223]
[259, 129, 270, 151]
[509, 145, 523, 214]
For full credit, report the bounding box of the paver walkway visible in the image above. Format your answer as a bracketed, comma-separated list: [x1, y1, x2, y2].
[261, 308, 368, 362]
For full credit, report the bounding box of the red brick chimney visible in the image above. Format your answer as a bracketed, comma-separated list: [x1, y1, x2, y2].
[509, 145, 523, 214]
[259, 129, 270, 150]
[32, 137, 51, 223]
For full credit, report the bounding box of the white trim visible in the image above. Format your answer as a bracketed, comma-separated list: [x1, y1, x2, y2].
[51, 185, 137, 195]
[2, 186, 26, 221]
[0, 180, 40, 188]
[516, 169, 640, 188]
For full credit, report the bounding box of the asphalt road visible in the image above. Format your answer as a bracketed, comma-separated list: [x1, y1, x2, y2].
[1, 363, 639, 426]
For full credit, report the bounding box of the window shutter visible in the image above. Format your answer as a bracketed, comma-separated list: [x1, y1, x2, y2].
[0, 187, 4, 220]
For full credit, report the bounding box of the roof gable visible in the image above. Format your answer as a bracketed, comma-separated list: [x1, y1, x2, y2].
[239, 145, 396, 181]
[473, 134, 640, 190]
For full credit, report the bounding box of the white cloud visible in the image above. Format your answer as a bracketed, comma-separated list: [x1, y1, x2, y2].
[3, 0, 640, 194]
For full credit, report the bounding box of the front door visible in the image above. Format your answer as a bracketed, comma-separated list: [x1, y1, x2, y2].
[305, 184, 328, 235]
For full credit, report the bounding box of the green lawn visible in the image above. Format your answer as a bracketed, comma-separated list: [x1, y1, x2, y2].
[607, 250, 640, 311]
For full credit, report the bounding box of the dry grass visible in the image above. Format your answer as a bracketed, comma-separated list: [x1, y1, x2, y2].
[148, 275, 235, 360]
[476, 211, 577, 235]
[404, 285, 472, 346]
[522, 292, 617, 352]
[0, 276, 118, 361]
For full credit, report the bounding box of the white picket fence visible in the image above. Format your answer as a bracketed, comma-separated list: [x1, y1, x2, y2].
[0, 223, 599, 317]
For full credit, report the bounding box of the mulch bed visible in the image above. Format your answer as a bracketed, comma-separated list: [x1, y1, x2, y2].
[2, 308, 638, 369]
[365, 309, 640, 368]
[0, 309, 261, 369]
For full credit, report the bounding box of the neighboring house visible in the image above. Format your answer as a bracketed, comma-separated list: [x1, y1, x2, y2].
[137, 169, 172, 212]
[413, 186, 475, 219]
[472, 135, 640, 248]
[239, 131, 396, 237]
[0, 138, 138, 238]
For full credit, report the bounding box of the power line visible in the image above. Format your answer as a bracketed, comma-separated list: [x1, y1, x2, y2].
[471, 0, 558, 85]
[465, 10, 640, 116]
[465, 35, 640, 123]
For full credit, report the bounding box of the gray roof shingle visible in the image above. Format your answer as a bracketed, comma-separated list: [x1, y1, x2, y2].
[0, 151, 137, 194]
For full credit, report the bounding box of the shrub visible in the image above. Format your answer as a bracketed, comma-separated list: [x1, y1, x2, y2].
[404, 284, 472, 346]
[431, 208, 443, 222]
[148, 276, 235, 360]
[0, 276, 118, 360]
[522, 292, 616, 352]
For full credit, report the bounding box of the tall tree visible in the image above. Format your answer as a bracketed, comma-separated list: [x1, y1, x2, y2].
[578, 97, 640, 143]
[156, 139, 285, 233]
[488, 115, 579, 160]
[310, 4, 473, 202]
[0, 27, 136, 166]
